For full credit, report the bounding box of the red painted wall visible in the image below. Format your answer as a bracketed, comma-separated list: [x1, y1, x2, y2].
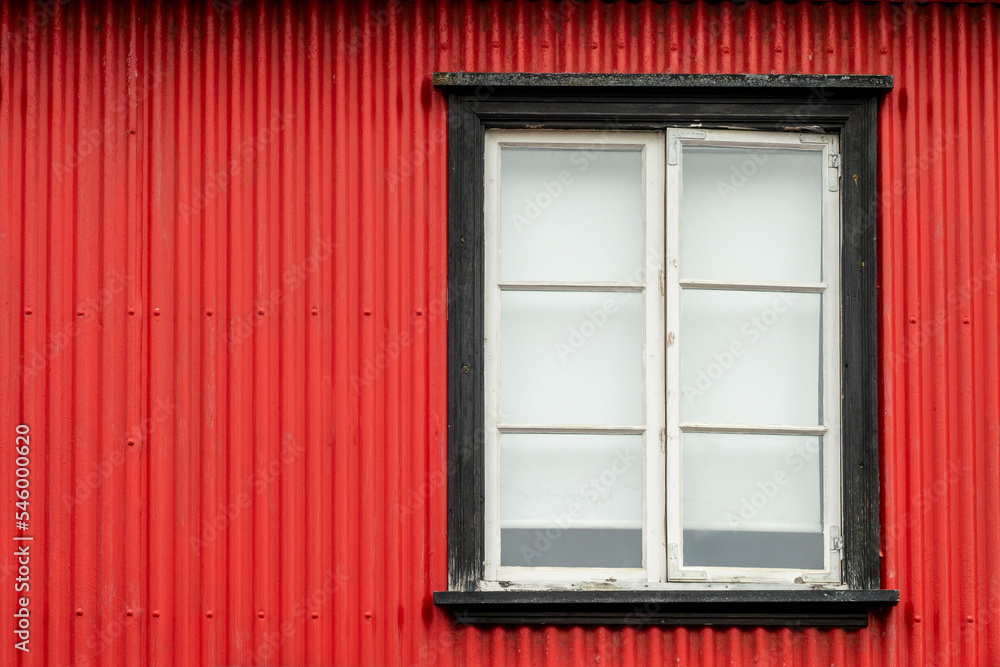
[1, 1, 998, 664]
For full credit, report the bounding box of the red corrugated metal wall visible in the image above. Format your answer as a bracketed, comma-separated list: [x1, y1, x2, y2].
[1, 0, 998, 664]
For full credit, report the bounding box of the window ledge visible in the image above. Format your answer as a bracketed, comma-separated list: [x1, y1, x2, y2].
[433, 589, 899, 628]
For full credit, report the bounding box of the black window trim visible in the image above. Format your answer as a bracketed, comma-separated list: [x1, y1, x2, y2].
[433, 72, 898, 628]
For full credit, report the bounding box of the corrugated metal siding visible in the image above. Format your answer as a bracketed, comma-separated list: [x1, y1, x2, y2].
[1, 0, 998, 665]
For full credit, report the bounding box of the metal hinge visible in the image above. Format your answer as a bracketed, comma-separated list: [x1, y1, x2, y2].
[831, 525, 843, 551]
[828, 152, 841, 192]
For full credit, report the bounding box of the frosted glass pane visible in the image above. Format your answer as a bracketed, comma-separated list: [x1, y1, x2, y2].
[499, 147, 644, 282]
[500, 434, 643, 525]
[680, 290, 821, 425]
[500, 433, 643, 568]
[682, 432, 824, 569]
[681, 432, 822, 533]
[500, 291, 643, 425]
[681, 146, 823, 282]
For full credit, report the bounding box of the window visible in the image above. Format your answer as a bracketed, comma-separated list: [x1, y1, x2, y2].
[435, 73, 898, 627]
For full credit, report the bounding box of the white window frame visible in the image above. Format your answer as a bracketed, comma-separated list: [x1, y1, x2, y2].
[665, 128, 843, 586]
[482, 127, 842, 589]
[483, 130, 666, 586]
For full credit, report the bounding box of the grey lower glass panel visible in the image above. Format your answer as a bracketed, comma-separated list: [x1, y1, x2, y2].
[501, 528, 642, 568]
[683, 530, 824, 570]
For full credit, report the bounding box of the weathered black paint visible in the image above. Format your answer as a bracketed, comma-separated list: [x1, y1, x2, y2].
[438, 73, 895, 624]
[433, 72, 895, 92]
[434, 589, 899, 628]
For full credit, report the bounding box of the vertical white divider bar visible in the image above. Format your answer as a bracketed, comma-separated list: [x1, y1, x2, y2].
[483, 132, 502, 581]
[664, 129, 685, 580]
[822, 136, 844, 581]
[667, 128, 842, 584]
[644, 134, 667, 583]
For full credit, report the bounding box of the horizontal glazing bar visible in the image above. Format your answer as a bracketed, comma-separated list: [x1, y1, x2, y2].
[679, 279, 826, 293]
[500, 519, 644, 529]
[499, 424, 646, 435]
[498, 281, 645, 292]
[679, 422, 827, 435]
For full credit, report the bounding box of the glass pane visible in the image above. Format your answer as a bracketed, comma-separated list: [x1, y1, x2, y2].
[680, 290, 821, 426]
[499, 147, 644, 282]
[499, 291, 643, 425]
[681, 146, 823, 283]
[500, 433, 643, 568]
[682, 432, 824, 569]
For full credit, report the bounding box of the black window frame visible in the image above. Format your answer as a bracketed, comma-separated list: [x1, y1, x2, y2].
[433, 73, 898, 628]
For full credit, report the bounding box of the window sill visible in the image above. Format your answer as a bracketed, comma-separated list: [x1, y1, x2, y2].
[433, 589, 899, 628]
